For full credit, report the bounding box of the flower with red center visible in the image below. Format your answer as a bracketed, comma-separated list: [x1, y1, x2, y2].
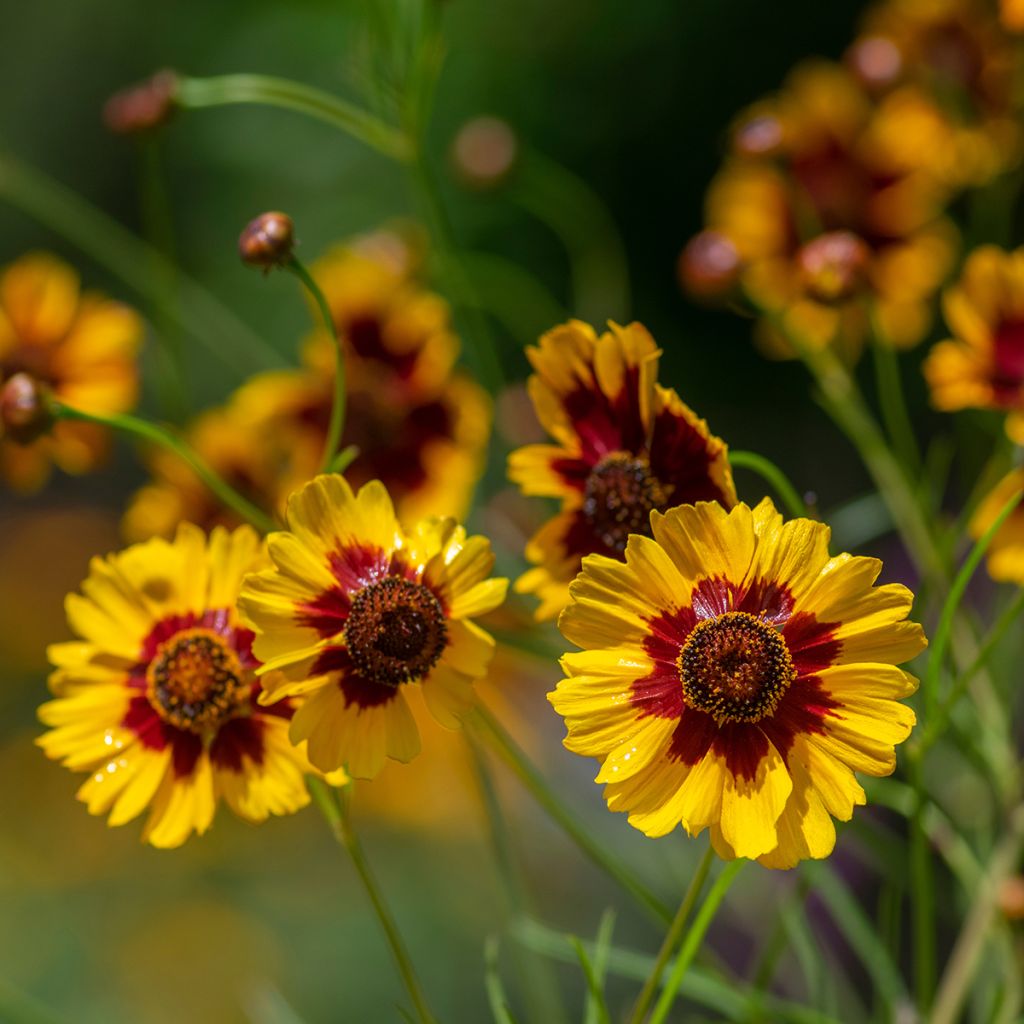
[924, 245, 1024, 443]
[238, 474, 508, 778]
[0, 252, 141, 491]
[37, 524, 330, 848]
[508, 319, 736, 620]
[549, 499, 926, 868]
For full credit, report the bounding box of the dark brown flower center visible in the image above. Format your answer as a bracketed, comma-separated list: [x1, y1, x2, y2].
[344, 577, 447, 685]
[678, 611, 795, 724]
[583, 453, 669, 554]
[146, 628, 248, 733]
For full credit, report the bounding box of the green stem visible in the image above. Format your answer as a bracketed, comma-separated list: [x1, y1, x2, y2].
[307, 777, 437, 1024]
[0, 150, 282, 372]
[909, 754, 935, 1013]
[284, 258, 347, 474]
[728, 450, 808, 518]
[173, 74, 411, 161]
[328, 444, 360, 475]
[627, 845, 714, 1024]
[470, 705, 672, 925]
[52, 402, 277, 534]
[648, 861, 744, 1024]
[870, 341, 921, 475]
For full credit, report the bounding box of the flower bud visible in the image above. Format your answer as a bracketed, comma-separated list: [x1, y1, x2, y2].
[846, 36, 903, 91]
[733, 114, 784, 158]
[103, 70, 178, 135]
[797, 231, 870, 304]
[678, 231, 741, 300]
[0, 373, 55, 444]
[238, 212, 296, 271]
[998, 875, 1024, 920]
[451, 117, 518, 188]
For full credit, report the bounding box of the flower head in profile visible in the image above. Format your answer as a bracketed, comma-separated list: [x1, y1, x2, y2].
[0, 252, 141, 490]
[238, 474, 508, 778]
[508, 319, 736, 619]
[550, 499, 926, 868]
[968, 468, 1024, 584]
[38, 524, 325, 848]
[924, 245, 1024, 443]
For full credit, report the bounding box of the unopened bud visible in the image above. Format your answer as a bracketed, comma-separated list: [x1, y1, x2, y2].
[238, 212, 295, 271]
[733, 114, 785, 158]
[451, 117, 518, 188]
[998, 875, 1024, 920]
[103, 70, 178, 135]
[797, 231, 870, 303]
[0, 373, 55, 444]
[846, 36, 903, 91]
[678, 231, 741, 300]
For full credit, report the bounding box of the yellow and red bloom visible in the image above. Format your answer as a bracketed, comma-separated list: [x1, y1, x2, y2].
[0, 252, 141, 491]
[924, 245, 1024, 442]
[550, 499, 926, 868]
[968, 468, 1024, 583]
[508, 319, 736, 620]
[238, 474, 508, 778]
[37, 524, 323, 848]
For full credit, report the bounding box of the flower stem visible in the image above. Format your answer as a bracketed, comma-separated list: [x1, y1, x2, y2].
[470, 705, 672, 925]
[627, 844, 714, 1024]
[52, 402, 277, 534]
[647, 860, 744, 1024]
[173, 74, 411, 161]
[306, 777, 437, 1024]
[727, 450, 808, 518]
[284, 258, 347, 474]
[870, 340, 921, 475]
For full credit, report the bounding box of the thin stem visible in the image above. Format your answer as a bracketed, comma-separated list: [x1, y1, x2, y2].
[909, 754, 935, 1013]
[0, 150, 282, 372]
[470, 705, 672, 925]
[284, 258, 347, 474]
[627, 845, 714, 1024]
[870, 340, 921, 475]
[648, 860, 744, 1024]
[307, 777, 437, 1024]
[329, 444, 360, 475]
[174, 74, 411, 161]
[53, 402, 277, 534]
[728, 450, 808, 518]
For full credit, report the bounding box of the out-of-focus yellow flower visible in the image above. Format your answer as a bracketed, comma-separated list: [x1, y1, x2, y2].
[238, 474, 508, 779]
[1002, 0, 1024, 32]
[38, 524, 330, 848]
[0, 253, 141, 491]
[550, 499, 926, 868]
[508, 320, 736, 620]
[692, 61, 959, 359]
[924, 245, 1024, 442]
[968, 467, 1024, 583]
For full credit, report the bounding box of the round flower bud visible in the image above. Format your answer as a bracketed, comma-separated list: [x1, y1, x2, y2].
[678, 231, 741, 300]
[103, 70, 178, 135]
[846, 36, 903, 91]
[998, 875, 1024, 920]
[733, 113, 785, 158]
[0, 373, 55, 444]
[451, 117, 519, 188]
[797, 231, 871, 304]
[238, 212, 296, 271]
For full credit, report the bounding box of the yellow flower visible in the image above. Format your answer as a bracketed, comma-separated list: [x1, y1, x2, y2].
[508, 319, 735, 620]
[0, 252, 141, 491]
[549, 499, 926, 868]
[238, 474, 508, 778]
[924, 245, 1024, 442]
[37, 524, 326, 848]
[969, 468, 1024, 583]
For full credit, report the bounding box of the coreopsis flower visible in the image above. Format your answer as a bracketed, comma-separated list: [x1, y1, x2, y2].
[687, 61, 958, 358]
[968, 468, 1024, 583]
[509, 319, 736, 620]
[924, 246, 1024, 443]
[37, 524, 326, 848]
[550, 499, 926, 868]
[238, 474, 508, 778]
[0, 252, 141, 490]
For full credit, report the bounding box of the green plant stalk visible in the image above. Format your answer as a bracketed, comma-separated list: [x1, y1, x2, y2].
[728, 450, 808, 518]
[870, 340, 921, 474]
[627, 845, 714, 1024]
[173, 74, 411, 160]
[53, 402, 277, 534]
[307, 777, 437, 1024]
[470, 705, 672, 925]
[0, 150, 283, 372]
[284, 258, 347, 474]
[328, 444, 360, 475]
[909, 754, 935, 1013]
[648, 860, 744, 1024]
